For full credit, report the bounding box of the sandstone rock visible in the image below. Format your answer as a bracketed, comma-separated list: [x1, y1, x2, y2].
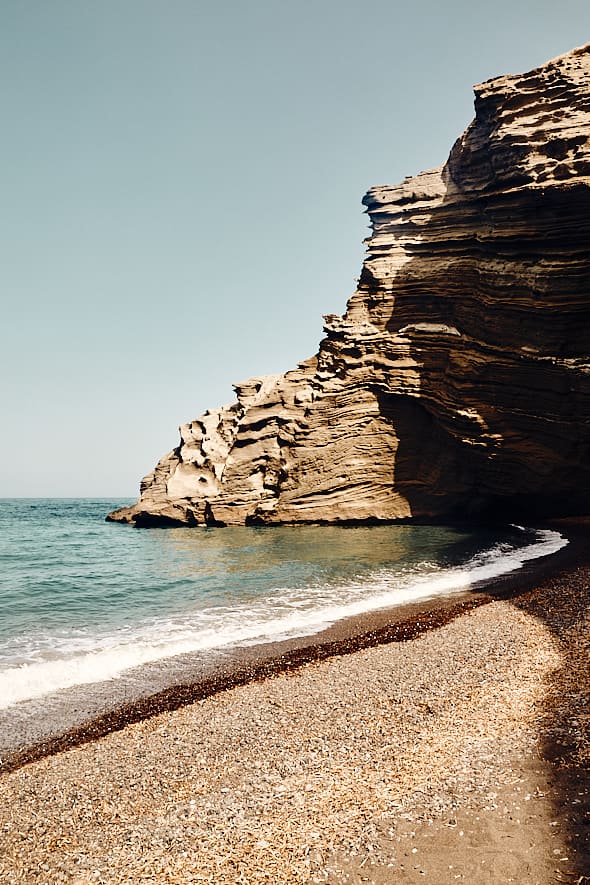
[108, 44, 590, 527]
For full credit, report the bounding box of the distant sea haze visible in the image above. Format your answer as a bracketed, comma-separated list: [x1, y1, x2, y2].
[0, 499, 567, 709]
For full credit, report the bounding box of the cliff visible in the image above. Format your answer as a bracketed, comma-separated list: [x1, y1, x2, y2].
[109, 44, 590, 527]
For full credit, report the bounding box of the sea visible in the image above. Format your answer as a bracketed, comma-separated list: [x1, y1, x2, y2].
[0, 499, 568, 718]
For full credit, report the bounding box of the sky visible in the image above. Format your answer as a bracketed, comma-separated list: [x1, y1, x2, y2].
[1, 1, 589, 497]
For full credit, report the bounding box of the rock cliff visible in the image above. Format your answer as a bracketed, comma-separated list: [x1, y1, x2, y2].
[109, 44, 590, 527]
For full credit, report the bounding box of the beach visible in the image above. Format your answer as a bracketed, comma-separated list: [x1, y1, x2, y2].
[0, 530, 588, 883]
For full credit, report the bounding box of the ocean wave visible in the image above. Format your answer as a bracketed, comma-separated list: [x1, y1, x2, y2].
[0, 527, 567, 709]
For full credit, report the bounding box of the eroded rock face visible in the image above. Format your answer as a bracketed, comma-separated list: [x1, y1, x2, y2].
[109, 45, 590, 527]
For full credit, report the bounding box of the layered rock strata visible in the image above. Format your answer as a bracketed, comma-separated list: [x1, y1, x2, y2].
[109, 44, 590, 527]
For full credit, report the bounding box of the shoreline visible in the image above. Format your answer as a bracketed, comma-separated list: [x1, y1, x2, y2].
[0, 520, 588, 881]
[1, 519, 586, 776]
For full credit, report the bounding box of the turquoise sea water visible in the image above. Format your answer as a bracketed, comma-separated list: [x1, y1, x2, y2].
[0, 499, 567, 710]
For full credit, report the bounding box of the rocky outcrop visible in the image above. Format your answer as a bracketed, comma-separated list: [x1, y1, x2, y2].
[109, 44, 590, 527]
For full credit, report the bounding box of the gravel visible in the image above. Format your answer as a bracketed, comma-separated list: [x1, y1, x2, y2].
[0, 560, 588, 883]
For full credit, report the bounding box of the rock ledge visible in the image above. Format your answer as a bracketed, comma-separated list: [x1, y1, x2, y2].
[109, 45, 590, 527]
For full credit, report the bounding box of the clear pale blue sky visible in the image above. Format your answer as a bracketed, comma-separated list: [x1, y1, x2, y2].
[2, 1, 589, 497]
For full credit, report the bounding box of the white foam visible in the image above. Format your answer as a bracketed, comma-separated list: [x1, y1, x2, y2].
[0, 528, 567, 709]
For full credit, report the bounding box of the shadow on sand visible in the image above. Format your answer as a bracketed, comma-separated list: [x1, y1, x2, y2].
[506, 523, 590, 879]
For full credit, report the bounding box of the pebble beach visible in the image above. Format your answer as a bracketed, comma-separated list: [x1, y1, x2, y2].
[0, 531, 588, 884]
